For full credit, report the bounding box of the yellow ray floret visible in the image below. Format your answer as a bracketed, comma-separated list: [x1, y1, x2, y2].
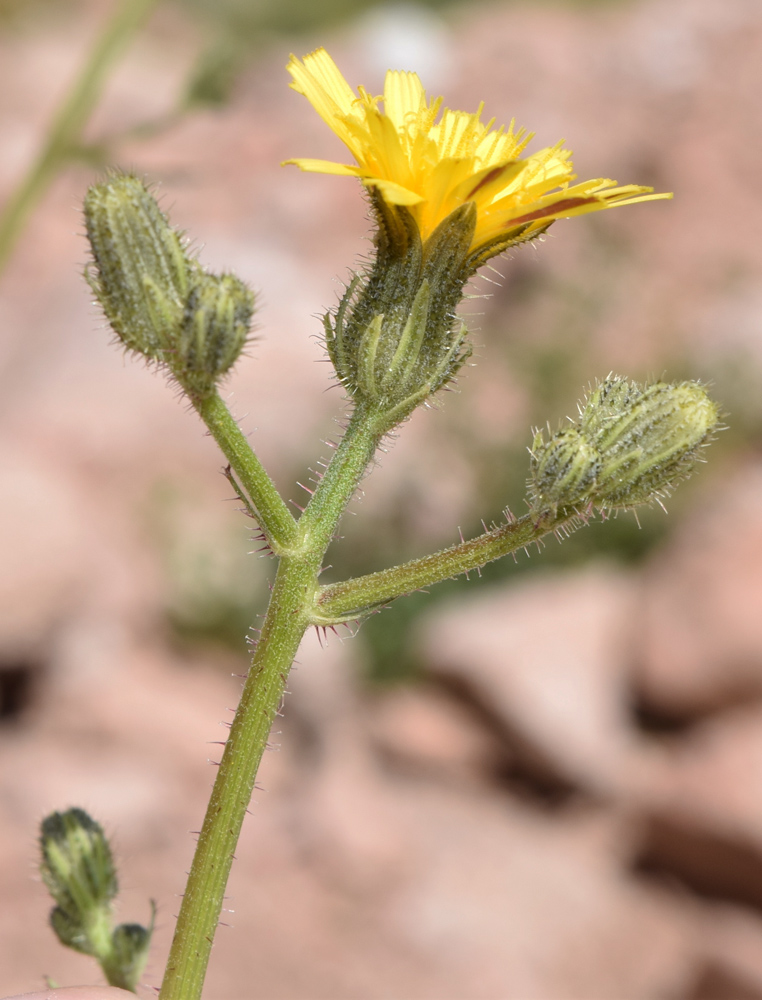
[284, 48, 671, 251]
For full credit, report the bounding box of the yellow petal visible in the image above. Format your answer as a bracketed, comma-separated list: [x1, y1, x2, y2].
[282, 157, 362, 177]
[362, 177, 425, 206]
[284, 49, 673, 253]
[287, 49, 357, 118]
[453, 160, 527, 204]
[383, 70, 426, 131]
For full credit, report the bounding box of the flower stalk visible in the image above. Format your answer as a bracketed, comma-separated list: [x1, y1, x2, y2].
[159, 553, 314, 1000]
[313, 507, 579, 624]
[158, 401, 396, 999]
[157, 406, 578, 1000]
[192, 391, 298, 553]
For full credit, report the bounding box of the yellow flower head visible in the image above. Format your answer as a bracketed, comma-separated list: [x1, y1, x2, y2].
[284, 48, 671, 254]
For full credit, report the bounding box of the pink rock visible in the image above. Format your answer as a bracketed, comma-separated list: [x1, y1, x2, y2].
[417, 565, 648, 795]
[0, 445, 91, 656]
[637, 463, 762, 717]
[385, 788, 695, 1000]
[637, 706, 762, 909]
[688, 905, 762, 1000]
[366, 683, 502, 784]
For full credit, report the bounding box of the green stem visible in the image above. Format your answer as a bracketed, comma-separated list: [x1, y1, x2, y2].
[299, 404, 382, 550]
[0, 0, 159, 274]
[314, 506, 581, 622]
[158, 400, 573, 999]
[159, 555, 314, 1000]
[194, 391, 298, 552]
[159, 404, 382, 1000]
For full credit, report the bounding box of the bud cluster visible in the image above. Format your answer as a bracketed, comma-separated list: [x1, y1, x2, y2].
[529, 376, 720, 513]
[40, 807, 153, 991]
[84, 173, 254, 399]
[324, 198, 478, 428]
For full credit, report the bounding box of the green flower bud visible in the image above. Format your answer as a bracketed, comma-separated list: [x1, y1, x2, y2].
[40, 808, 116, 959]
[84, 173, 255, 398]
[580, 375, 644, 447]
[528, 376, 720, 514]
[178, 271, 254, 397]
[592, 380, 720, 508]
[84, 173, 190, 360]
[529, 425, 601, 511]
[40, 808, 154, 990]
[105, 920, 154, 991]
[40, 808, 117, 915]
[49, 903, 96, 956]
[324, 199, 475, 427]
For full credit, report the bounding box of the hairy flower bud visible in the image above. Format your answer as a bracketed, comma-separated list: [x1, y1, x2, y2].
[529, 426, 601, 511]
[49, 904, 94, 955]
[84, 173, 254, 398]
[40, 807, 117, 916]
[106, 919, 153, 989]
[324, 199, 475, 427]
[178, 271, 254, 397]
[40, 808, 116, 959]
[591, 380, 721, 508]
[529, 377, 720, 513]
[40, 807, 154, 991]
[84, 173, 190, 359]
[580, 376, 644, 446]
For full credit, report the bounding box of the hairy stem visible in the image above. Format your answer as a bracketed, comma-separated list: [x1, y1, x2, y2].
[159, 404, 383, 1000]
[298, 404, 382, 550]
[194, 391, 298, 552]
[313, 506, 582, 622]
[158, 398, 580, 999]
[158, 555, 314, 1000]
[0, 0, 159, 273]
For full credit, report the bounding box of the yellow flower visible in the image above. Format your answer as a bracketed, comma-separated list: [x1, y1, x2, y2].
[284, 48, 671, 253]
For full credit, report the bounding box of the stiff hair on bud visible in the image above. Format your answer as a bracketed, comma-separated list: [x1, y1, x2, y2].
[84, 172, 254, 399]
[529, 376, 720, 513]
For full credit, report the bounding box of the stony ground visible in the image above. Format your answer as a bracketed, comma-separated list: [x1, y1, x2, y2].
[2, 0, 762, 997]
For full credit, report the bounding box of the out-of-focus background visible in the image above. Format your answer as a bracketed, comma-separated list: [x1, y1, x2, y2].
[1, 0, 761, 996]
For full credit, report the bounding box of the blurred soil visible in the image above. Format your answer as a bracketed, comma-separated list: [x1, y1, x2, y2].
[2, 0, 762, 997]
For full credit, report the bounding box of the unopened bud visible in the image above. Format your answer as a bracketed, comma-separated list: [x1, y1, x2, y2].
[178, 271, 254, 396]
[40, 807, 154, 990]
[105, 919, 153, 991]
[529, 426, 600, 511]
[40, 808, 116, 958]
[40, 808, 117, 916]
[592, 380, 720, 508]
[49, 902, 94, 955]
[84, 173, 190, 360]
[580, 376, 644, 446]
[528, 377, 720, 513]
[85, 173, 254, 398]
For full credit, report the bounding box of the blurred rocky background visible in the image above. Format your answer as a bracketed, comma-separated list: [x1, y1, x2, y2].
[1, 0, 762, 996]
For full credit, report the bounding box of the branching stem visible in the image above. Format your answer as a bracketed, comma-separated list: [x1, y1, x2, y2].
[313, 506, 582, 622]
[159, 402, 381, 1000]
[159, 402, 583, 1000]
